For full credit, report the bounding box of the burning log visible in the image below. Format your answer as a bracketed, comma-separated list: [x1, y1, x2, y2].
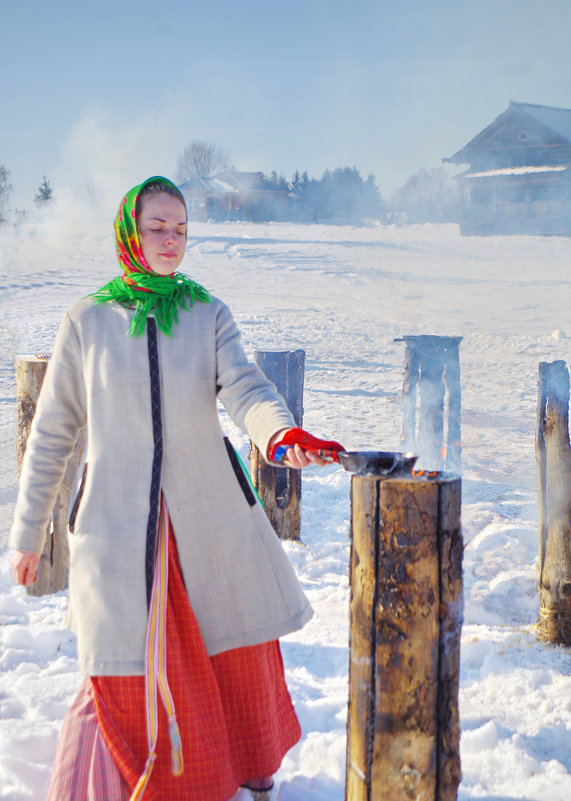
[397, 335, 462, 472]
[248, 349, 305, 539]
[535, 360, 571, 645]
[346, 471, 463, 801]
[16, 355, 84, 596]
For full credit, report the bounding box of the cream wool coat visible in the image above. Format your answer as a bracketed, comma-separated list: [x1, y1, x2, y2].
[10, 295, 313, 675]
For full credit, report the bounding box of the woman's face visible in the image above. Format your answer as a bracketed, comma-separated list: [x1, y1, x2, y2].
[137, 191, 188, 275]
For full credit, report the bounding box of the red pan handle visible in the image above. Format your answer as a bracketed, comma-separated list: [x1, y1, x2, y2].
[269, 427, 345, 463]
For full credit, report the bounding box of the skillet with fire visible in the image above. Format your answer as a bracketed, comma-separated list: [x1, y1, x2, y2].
[270, 428, 418, 477]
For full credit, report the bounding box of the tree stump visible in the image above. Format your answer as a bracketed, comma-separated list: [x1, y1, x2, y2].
[16, 355, 84, 596]
[249, 350, 305, 540]
[346, 473, 463, 801]
[535, 360, 571, 644]
[397, 336, 462, 472]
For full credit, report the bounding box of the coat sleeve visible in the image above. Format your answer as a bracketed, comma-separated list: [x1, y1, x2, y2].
[9, 312, 87, 553]
[215, 302, 294, 458]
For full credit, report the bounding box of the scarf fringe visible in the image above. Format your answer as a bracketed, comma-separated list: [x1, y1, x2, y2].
[91, 272, 210, 337]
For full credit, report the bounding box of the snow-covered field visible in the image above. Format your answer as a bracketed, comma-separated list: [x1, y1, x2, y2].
[1, 217, 571, 800]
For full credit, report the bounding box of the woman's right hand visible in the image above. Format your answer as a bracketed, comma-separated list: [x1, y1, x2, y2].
[11, 550, 40, 586]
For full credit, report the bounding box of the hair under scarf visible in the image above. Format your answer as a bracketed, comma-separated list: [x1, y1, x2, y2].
[91, 176, 210, 337]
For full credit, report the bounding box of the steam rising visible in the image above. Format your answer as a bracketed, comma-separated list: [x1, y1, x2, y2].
[0, 103, 194, 277]
[53, 103, 190, 219]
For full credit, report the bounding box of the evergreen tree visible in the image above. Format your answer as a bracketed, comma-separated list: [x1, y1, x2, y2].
[292, 166, 383, 222]
[34, 176, 54, 207]
[0, 165, 12, 220]
[264, 171, 290, 191]
[290, 170, 309, 220]
[291, 170, 301, 193]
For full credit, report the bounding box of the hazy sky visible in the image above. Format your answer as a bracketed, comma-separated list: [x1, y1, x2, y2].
[2, 0, 571, 209]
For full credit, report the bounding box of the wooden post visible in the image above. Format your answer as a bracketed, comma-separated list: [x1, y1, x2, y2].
[535, 360, 571, 644]
[346, 473, 463, 801]
[402, 344, 419, 454]
[417, 340, 446, 469]
[444, 341, 462, 474]
[248, 350, 305, 540]
[15, 355, 84, 596]
[397, 336, 462, 472]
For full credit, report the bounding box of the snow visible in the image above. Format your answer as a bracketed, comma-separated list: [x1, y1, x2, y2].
[2, 217, 571, 800]
[465, 165, 568, 178]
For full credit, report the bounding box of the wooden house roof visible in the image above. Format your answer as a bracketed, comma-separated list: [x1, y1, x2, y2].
[444, 102, 571, 168]
[517, 103, 571, 142]
[178, 176, 212, 192]
[179, 170, 289, 195]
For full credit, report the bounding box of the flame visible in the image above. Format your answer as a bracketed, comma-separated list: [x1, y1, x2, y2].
[411, 445, 448, 478]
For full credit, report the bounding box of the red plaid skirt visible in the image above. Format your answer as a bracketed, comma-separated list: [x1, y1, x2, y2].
[47, 521, 301, 801]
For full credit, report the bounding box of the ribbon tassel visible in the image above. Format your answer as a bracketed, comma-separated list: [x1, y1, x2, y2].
[168, 716, 184, 777]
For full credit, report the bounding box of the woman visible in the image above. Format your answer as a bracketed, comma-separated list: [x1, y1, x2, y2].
[10, 176, 336, 801]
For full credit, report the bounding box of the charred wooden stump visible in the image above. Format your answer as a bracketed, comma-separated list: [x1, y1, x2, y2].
[249, 350, 305, 540]
[16, 355, 84, 596]
[535, 360, 571, 644]
[346, 473, 463, 801]
[397, 336, 462, 473]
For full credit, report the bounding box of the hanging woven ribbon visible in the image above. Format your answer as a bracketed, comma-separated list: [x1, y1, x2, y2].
[130, 494, 183, 800]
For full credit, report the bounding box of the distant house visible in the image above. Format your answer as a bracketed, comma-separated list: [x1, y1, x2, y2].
[178, 176, 211, 221]
[179, 170, 290, 222]
[444, 102, 571, 235]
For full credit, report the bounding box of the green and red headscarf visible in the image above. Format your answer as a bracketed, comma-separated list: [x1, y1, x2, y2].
[92, 176, 210, 337]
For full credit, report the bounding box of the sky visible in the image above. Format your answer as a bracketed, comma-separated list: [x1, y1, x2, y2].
[2, 0, 571, 211]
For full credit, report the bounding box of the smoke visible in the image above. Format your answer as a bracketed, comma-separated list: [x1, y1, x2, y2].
[0, 101, 193, 276]
[53, 102, 189, 220]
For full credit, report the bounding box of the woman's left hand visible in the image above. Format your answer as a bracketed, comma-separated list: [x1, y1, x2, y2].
[281, 443, 328, 468]
[267, 429, 330, 468]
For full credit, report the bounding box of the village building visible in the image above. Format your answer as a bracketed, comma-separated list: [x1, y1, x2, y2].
[179, 170, 291, 222]
[444, 102, 571, 235]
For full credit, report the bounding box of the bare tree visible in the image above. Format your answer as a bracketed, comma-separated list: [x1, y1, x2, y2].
[0, 166, 13, 220]
[390, 167, 460, 224]
[73, 178, 100, 207]
[176, 140, 230, 182]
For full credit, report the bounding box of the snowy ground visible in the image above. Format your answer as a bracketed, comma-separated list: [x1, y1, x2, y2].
[1, 217, 571, 800]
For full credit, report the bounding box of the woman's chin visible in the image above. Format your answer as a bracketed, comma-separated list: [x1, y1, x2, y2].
[151, 261, 179, 276]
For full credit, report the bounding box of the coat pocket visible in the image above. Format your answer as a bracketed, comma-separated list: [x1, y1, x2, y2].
[69, 462, 88, 533]
[223, 438, 257, 507]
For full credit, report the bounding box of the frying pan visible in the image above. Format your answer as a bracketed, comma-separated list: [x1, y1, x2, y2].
[270, 430, 417, 476]
[336, 450, 418, 476]
[312, 448, 418, 476]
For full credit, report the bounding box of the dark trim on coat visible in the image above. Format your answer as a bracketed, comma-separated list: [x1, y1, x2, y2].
[145, 318, 163, 606]
[68, 462, 88, 533]
[223, 437, 257, 507]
